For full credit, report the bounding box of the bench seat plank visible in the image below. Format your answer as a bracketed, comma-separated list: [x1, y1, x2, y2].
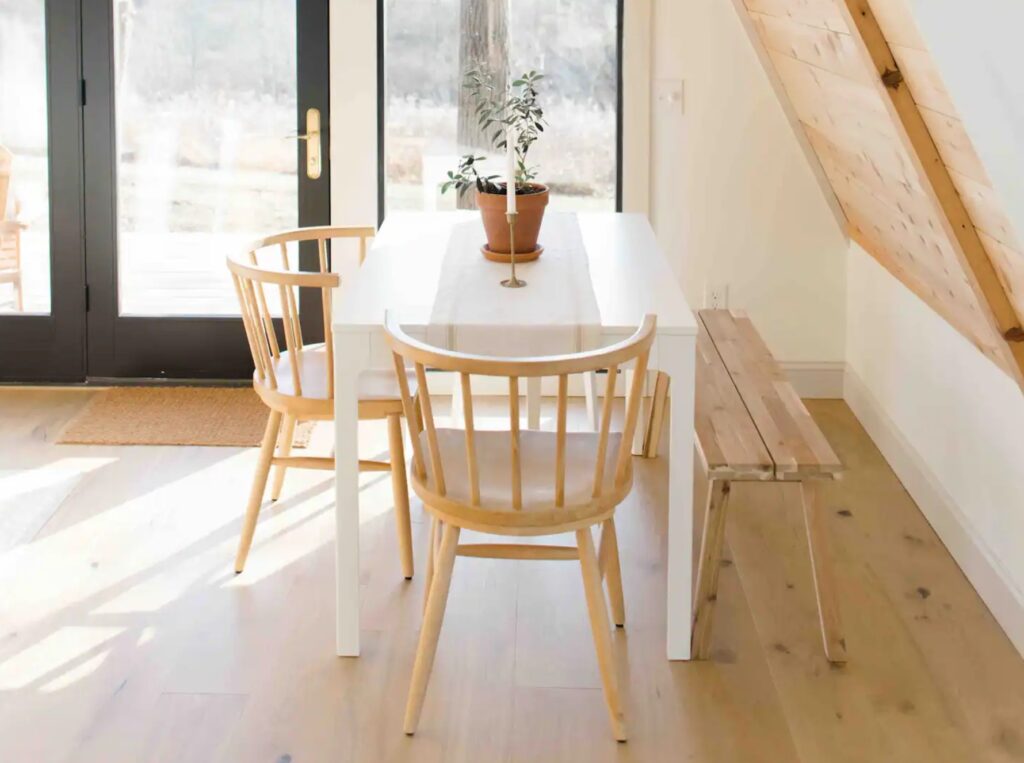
[698, 309, 843, 479]
[695, 324, 775, 480]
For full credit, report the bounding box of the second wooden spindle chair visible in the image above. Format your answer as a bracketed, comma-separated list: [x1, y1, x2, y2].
[387, 312, 657, 742]
[227, 227, 416, 579]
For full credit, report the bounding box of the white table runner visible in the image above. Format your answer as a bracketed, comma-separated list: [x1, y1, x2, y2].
[426, 212, 602, 357]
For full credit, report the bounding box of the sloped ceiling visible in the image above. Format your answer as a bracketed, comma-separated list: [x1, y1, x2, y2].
[736, 0, 1024, 387]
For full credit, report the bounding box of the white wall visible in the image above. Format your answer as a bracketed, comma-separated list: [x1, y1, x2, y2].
[649, 0, 848, 364]
[841, 0, 1024, 657]
[911, 0, 1024, 249]
[845, 245, 1024, 655]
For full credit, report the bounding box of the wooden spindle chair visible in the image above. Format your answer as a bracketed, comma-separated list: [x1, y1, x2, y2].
[386, 312, 657, 742]
[226, 226, 415, 578]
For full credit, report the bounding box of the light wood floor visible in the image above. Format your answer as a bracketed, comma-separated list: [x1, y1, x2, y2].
[0, 389, 1022, 762]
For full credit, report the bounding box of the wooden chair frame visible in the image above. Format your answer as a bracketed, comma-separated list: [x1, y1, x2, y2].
[226, 226, 415, 580]
[386, 312, 657, 742]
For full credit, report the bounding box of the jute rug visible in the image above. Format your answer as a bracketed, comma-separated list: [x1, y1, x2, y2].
[58, 387, 315, 448]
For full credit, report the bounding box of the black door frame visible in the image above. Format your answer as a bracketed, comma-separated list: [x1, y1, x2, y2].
[79, 0, 332, 380]
[0, 0, 88, 382]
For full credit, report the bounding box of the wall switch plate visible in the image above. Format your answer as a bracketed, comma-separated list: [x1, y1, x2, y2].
[655, 78, 684, 115]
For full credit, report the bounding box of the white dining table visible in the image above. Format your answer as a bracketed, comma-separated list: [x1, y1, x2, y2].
[332, 211, 698, 660]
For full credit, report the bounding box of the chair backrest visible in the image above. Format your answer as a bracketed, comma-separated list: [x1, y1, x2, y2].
[385, 313, 657, 513]
[0, 145, 12, 222]
[226, 226, 374, 397]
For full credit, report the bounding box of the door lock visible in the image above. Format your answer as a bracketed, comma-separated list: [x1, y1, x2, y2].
[288, 107, 322, 180]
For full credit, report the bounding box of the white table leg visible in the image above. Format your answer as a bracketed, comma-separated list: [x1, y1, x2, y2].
[334, 329, 368, 657]
[526, 377, 542, 430]
[449, 372, 464, 427]
[659, 332, 697, 660]
[583, 371, 599, 431]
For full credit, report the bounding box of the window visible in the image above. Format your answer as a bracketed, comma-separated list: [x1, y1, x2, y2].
[0, 0, 51, 314]
[383, 0, 620, 214]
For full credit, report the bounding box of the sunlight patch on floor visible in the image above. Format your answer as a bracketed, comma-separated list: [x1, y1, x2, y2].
[0, 626, 123, 690]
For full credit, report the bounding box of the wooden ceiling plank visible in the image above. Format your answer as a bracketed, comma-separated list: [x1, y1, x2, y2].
[918, 107, 992, 186]
[743, 0, 849, 34]
[848, 225, 1013, 371]
[951, 170, 1024, 253]
[837, 0, 1024, 386]
[889, 45, 958, 118]
[866, 0, 927, 51]
[749, 11, 871, 84]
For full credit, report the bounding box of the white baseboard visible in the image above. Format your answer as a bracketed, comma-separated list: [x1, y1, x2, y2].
[781, 361, 846, 398]
[844, 368, 1024, 658]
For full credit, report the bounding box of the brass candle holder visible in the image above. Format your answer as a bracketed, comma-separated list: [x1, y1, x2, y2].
[500, 211, 527, 288]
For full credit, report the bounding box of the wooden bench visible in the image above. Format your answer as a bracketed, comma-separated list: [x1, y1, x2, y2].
[691, 309, 846, 663]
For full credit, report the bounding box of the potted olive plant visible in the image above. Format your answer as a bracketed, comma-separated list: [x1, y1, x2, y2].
[442, 69, 548, 254]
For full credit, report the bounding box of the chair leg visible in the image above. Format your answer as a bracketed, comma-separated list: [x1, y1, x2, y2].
[423, 516, 438, 614]
[404, 522, 460, 735]
[583, 371, 599, 431]
[388, 413, 414, 580]
[643, 372, 670, 458]
[801, 481, 848, 664]
[269, 414, 297, 501]
[577, 527, 627, 742]
[234, 410, 283, 574]
[14, 273, 24, 312]
[691, 480, 731, 659]
[599, 519, 626, 627]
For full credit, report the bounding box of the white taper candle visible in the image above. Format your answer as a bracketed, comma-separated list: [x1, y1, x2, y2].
[506, 123, 517, 214]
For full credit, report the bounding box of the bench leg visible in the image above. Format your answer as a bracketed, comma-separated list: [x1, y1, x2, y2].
[801, 481, 848, 664]
[691, 480, 731, 659]
[643, 372, 670, 458]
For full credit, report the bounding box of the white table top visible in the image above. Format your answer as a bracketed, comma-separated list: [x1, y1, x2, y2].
[332, 211, 697, 338]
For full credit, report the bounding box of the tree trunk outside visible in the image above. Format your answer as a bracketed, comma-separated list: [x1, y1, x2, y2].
[456, 0, 508, 209]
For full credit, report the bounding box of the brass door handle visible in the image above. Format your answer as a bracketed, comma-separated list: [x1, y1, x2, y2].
[287, 108, 322, 180]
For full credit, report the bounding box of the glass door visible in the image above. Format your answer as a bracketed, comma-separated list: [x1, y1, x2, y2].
[0, 0, 88, 381]
[81, 0, 330, 379]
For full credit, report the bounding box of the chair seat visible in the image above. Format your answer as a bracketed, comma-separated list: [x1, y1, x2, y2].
[412, 428, 630, 534]
[254, 344, 415, 418]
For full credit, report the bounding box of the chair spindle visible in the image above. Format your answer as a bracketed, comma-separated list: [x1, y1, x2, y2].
[416, 362, 446, 496]
[592, 364, 619, 497]
[278, 282, 303, 395]
[555, 373, 569, 507]
[460, 373, 480, 506]
[392, 352, 426, 479]
[509, 376, 522, 510]
[279, 242, 303, 350]
[614, 353, 650, 485]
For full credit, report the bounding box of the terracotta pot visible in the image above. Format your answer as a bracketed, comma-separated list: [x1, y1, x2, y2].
[476, 184, 549, 254]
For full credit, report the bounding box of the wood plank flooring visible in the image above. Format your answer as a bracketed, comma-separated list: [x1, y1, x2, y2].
[0, 389, 1022, 762]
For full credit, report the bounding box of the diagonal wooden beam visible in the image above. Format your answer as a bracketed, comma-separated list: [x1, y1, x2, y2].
[836, 0, 1024, 388]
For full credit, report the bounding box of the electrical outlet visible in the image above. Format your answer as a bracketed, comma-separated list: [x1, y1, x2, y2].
[655, 79, 684, 115]
[704, 282, 729, 309]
